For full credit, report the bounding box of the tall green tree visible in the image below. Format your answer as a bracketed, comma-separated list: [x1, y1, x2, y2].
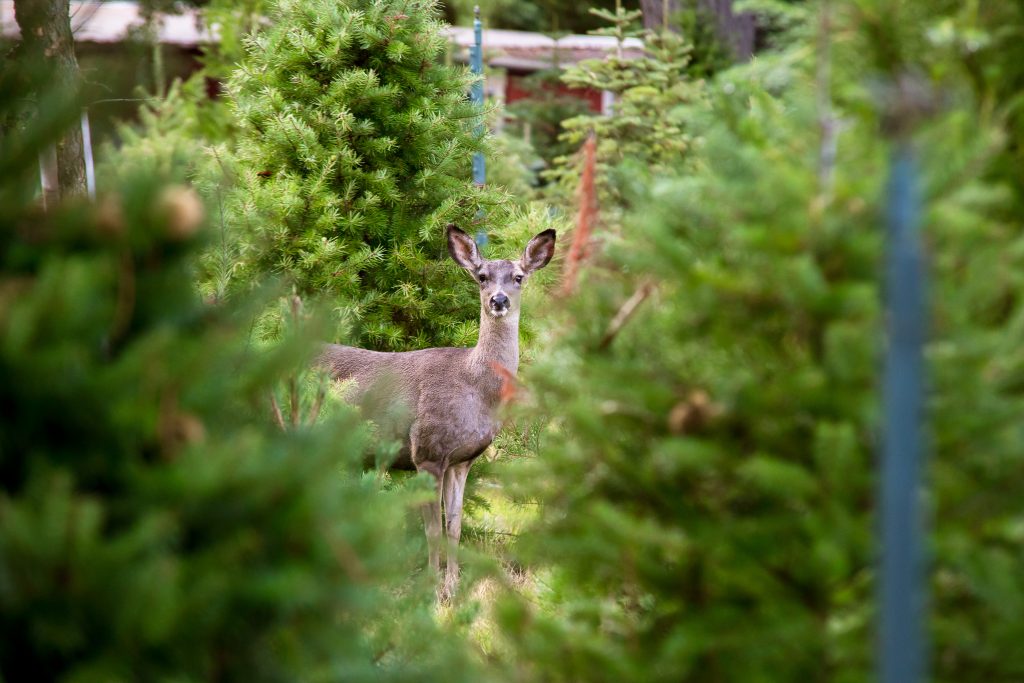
[545, 6, 701, 210]
[501, 73, 883, 682]
[12, 0, 86, 199]
[224, 0, 509, 350]
[492, 2, 1024, 681]
[0, 68, 481, 683]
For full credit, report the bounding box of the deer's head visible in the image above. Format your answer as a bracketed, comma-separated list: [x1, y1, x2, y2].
[447, 224, 556, 319]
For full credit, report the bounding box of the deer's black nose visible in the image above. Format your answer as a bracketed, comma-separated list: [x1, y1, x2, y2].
[490, 293, 509, 309]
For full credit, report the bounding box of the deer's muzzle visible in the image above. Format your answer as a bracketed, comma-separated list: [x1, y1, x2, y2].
[489, 292, 510, 316]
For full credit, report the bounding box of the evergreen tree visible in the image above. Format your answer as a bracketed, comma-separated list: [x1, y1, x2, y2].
[224, 0, 509, 350]
[11, 0, 87, 198]
[491, 2, 1024, 681]
[546, 6, 701, 207]
[0, 67, 482, 682]
[501, 70, 881, 683]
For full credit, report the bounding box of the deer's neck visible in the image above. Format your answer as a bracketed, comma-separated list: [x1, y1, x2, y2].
[470, 309, 520, 376]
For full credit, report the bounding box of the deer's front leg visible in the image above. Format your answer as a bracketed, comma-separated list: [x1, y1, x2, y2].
[442, 460, 472, 597]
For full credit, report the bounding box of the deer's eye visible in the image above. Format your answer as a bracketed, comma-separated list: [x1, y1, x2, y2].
[513, 274, 523, 285]
[478, 273, 488, 283]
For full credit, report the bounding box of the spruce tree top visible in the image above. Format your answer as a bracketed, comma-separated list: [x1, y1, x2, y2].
[227, 0, 496, 349]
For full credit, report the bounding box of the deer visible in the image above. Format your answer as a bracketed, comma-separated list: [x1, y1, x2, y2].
[319, 224, 556, 599]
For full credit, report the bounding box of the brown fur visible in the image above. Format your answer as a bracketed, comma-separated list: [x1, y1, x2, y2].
[318, 225, 556, 598]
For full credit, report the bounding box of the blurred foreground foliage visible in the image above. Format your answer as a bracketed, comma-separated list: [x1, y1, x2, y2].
[0, 69, 481, 682]
[488, 1, 1024, 681]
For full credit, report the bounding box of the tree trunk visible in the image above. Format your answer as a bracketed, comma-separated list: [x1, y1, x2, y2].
[641, 0, 755, 62]
[699, 0, 755, 61]
[14, 0, 87, 200]
[640, 0, 681, 33]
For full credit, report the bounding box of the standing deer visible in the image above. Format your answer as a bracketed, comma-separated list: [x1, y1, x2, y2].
[319, 224, 556, 598]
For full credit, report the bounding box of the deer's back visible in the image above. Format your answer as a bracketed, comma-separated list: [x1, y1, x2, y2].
[319, 344, 471, 398]
[318, 342, 474, 426]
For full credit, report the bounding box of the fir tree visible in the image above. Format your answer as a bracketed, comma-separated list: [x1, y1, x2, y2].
[546, 6, 701, 207]
[0, 66, 482, 682]
[492, 2, 1024, 681]
[224, 0, 509, 350]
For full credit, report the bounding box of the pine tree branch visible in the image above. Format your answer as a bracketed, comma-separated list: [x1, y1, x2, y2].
[598, 282, 654, 350]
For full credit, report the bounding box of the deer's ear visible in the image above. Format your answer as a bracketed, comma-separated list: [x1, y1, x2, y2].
[447, 224, 482, 272]
[520, 229, 556, 274]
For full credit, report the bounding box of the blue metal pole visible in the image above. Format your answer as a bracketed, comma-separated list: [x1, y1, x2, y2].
[879, 143, 928, 683]
[470, 6, 485, 188]
[470, 6, 487, 248]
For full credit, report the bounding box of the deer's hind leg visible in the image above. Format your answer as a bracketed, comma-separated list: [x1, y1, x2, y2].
[442, 460, 472, 597]
[419, 475, 443, 577]
[411, 429, 444, 577]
